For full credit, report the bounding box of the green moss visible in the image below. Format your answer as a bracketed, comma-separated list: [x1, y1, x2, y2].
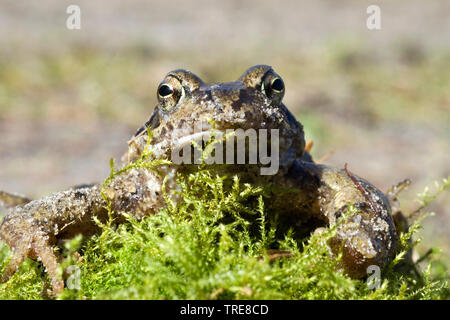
[0, 163, 448, 299]
[0, 130, 448, 300]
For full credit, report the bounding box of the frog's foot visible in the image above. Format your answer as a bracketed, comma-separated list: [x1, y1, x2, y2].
[1, 229, 64, 295]
[386, 179, 412, 203]
[327, 203, 397, 279]
[286, 161, 399, 278]
[31, 236, 64, 295]
[386, 179, 411, 235]
[386, 180, 414, 273]
[0, 190, 31, 209]
[312, 211, 394, 278]
[0, 245, 27, 284]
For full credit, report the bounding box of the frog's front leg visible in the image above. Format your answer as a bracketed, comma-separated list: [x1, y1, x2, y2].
[0, 168, 164, 294]
[0, 167, 165, 295]
[1, 226, 65, 294]
[0, 185, 107, 295]
[284, 160, 398, 278]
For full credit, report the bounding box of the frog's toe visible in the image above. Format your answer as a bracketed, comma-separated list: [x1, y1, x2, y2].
[1, 245, 28, 284]
[29, 234, 64, 295]
[340, 234, 387, 278]
[329, 226, 395, 279]
[1, 231, 64, 295]
[0, 190, 31, 209]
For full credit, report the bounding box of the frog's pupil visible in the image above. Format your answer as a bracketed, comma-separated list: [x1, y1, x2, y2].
[159, 84, 173, 97]
[271, 78, 284, 91]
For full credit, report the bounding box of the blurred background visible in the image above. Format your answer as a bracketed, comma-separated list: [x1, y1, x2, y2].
[0, 0, 449, 266]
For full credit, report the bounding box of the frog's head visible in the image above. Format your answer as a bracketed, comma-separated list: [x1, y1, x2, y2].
[127, 65, 305, 173]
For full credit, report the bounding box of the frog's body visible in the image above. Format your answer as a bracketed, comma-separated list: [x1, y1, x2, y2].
[0, 65, 398, 295]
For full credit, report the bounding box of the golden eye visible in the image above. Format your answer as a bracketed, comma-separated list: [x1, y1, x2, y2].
[261, 72, 285, 105]
[270, 77, 284, 92]
[157, 76, 184, 111]
[158, 84, 174, 98]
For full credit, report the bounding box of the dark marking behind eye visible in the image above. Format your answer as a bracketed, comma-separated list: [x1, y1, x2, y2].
[232, 89, 252, 111]
[148, 110, 160, 129]
[134, 125, 147, 137]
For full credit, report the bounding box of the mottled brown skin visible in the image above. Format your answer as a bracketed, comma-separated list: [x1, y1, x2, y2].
[0, 65, 398, 295]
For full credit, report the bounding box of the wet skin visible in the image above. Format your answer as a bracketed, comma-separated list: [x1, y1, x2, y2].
[0, 65, 398, 295]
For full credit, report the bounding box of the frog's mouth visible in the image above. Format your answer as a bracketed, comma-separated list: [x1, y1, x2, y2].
[147, 129, 229, 161]
[145, 127, 294, 176]
[166, 130, 216, 152]
[128, 114, 301, 174]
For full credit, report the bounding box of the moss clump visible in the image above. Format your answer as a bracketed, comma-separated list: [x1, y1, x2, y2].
[0, 165, 448, 299]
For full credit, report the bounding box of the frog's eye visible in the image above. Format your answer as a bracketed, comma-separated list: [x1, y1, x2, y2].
[270, 78, 284, 92]
[157, 76, 184, 111]
[261, 71, 285, 105]
[158, 84, 173, 98]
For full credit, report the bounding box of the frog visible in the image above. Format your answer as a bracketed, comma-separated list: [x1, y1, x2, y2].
[0, 65, 399, 295]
